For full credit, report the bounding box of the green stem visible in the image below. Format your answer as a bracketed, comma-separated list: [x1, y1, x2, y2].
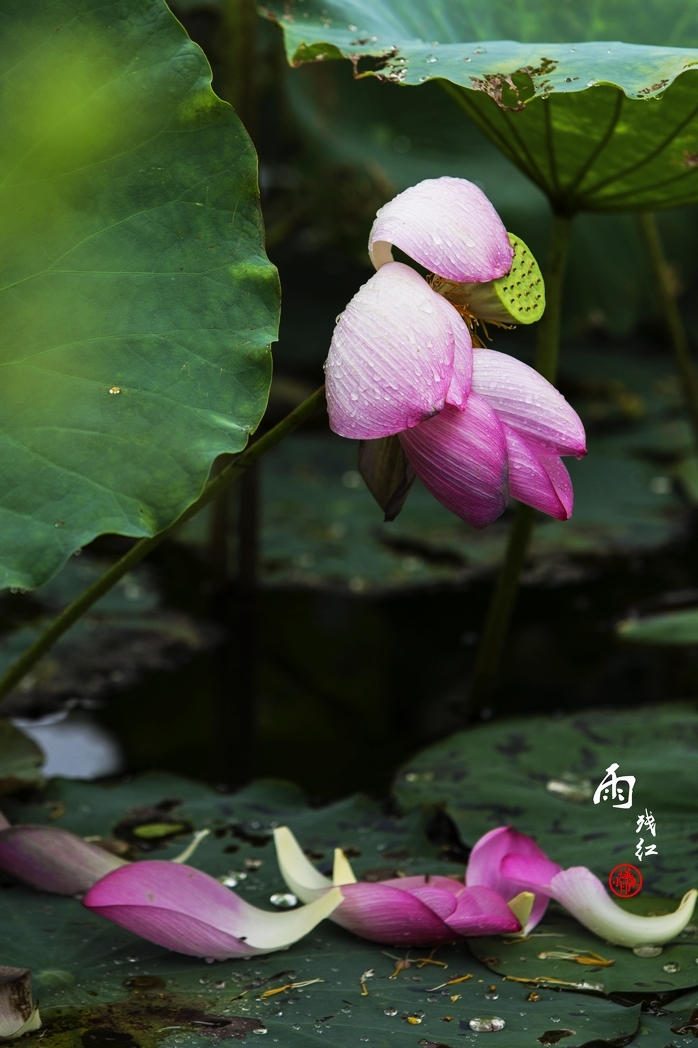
[0, 387, 326, 704]
[638, 212, 698, 447]
[468, 213, 574, 709]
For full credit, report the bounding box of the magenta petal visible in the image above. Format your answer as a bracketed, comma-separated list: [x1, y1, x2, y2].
[84, 861, 266, 959]
[472, 349, 586, 457]
[466, 826, 560, 932]
[542, 455, 574, 518]
[385, 875, 464, 895]
[501, 853, 562, 892]
[325, 262, 472, 439]
[0, 825, 127, 896]
[445, 885, 521, 936]
[399, 396, 508, 529]
[369, 177, 513, 283]
[331, 881, 452, 945]
[504, 427, 573, 520]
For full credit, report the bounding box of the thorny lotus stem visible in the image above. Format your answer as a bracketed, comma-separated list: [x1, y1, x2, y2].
[469, 214, 574, 708]
[0, 387, 326, 704]
[638, 212, 698, 447]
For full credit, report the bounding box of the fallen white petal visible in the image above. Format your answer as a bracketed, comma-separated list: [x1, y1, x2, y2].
[273, 827, 332, 903]
[551, 867, 697, 947]
[333, 848, 357, 886]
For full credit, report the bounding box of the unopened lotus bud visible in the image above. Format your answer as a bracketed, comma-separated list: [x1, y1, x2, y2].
[358, 435, 416, 522]
[0, 825, 127, 896]
[0, 968, 40, 1040]
[433, 234, 545, 327]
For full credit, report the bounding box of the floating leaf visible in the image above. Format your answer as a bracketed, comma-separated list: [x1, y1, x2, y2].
[618, 608, 698, 644]
[0, 0, 278, 591]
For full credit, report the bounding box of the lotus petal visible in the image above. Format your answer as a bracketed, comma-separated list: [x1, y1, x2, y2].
[325, 262, 471, 439]
[369, 177, 513, 284]
[548, 867, 698, 948]
[504, 427, 573, 520]
[0, 969, 41, 1040]
[273, 827, 333, 903]
[329, 880, 453, 944]
[443, 884, 522, 936]
[83, 860, 342, 960]
[472, 349, 586, 457]
[467, 826, 561, 933]
[399, 396, 508, 529]
[0, 825, 127, 896]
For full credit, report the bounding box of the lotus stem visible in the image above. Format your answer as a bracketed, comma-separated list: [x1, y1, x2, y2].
[0, 387, 326, 704]
[469, 214, 574, 708]
[638, 212, 698, 448]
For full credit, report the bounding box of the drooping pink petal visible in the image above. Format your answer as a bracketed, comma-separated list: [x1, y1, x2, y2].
[548, 867, 697, 947]
[83, 860, 342, 960]
[399, 396, 508, 529]
[369, 177, 513, 283]
[0, 825, 127, 896]
[325, 262, 471, 439]
[467, 826, 561, 933]
[445, 885, 521, 936]
[330, 881, 453, 945]
[504, 427, 573, 520]
[472, 349, 586, 457]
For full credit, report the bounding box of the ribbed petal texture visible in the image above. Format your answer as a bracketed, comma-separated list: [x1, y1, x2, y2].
[84, 860, 342, 960]
[472, 349, 586, 457]
[399, 397, 508, 528]
[0, 825, 127, 896]
[467, 826, 562, 933]
[369, 177, 513, 283]
[326, 262, 471, 439]
[504, 427, 573, 520]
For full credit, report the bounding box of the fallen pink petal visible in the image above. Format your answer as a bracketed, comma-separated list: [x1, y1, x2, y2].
[0, 824, 128, 896]
[83, 860, 343, 960]
[273, 827, 526, 945]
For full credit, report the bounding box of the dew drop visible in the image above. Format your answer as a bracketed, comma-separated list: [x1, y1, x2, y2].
[633, 945, 663, 958]
[270, 892, 297, 908]
[550, 1016, 561, 1023]
[252, 1027, 268, 1035]
[425, 54, 438, 63]
[485, 992, 499, 1001]
[109, 386, 121, 395]
[469, 1016, 505, 1032]
[384, 1007, 398, 1017]
[586, 80, 595, 87]
[663, 962, 680, 973]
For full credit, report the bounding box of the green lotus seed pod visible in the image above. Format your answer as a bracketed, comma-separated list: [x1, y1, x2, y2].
[463, 234, 546, 325]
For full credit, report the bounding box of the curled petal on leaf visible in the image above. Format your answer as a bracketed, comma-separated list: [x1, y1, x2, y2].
[325, 262, 471, 439]
[83, 860, 343, 960]
[467, 827, 561, 934]
[330, 881, 454, 944]
[472, 349, 586, 457]
[504, 427, 573, 520]
[399, 396, 508, 529]
[548, 867, 698, 948]
[273, 827, 333, 903]
[369, 177, 513, 284]
[0, 825, 127, 896]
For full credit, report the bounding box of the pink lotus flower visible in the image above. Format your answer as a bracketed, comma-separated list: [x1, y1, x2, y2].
[468, 825, 697, 947]
[273, 827, 532, 945]
[325, 177, 586, 528]
[83, 860, 343, 960]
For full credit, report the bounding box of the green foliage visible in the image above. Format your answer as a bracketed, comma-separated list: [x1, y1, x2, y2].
[264, 0, 698, 210]
[618, 607, 698, 644]
[0, 0, 279, 593]
[394, 703, 698, 898]
[2, 769, 694, 1046]
[0, 719, 43, 794]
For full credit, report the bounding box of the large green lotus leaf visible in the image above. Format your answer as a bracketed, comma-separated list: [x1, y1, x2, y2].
[468, 904, 698, 995]
[0, 773, 645, 1046]
[393, 703, 698, 899]
[262, 0, 698, 210]
[0, 0, 279, 592]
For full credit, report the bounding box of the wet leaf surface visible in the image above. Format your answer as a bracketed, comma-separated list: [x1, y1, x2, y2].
[393, 703, 698, 898]
[0, 0, 278, 591]
[0, 719, 44, 795]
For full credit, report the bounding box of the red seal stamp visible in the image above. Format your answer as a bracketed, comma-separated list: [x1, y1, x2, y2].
[608, 863, 643, 898]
